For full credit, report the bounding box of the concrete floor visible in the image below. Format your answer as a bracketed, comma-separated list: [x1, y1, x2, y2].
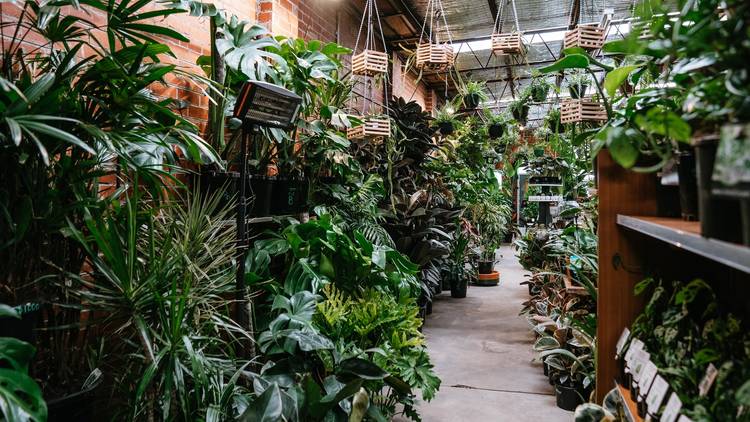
[411, 245, 571, 422]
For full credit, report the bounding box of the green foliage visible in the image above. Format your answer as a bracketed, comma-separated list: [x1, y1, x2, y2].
[0, 337, 46, 422]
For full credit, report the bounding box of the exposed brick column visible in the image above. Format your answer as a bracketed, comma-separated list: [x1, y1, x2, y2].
[256, 0, 298, 38]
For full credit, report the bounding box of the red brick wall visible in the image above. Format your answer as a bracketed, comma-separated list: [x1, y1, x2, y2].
[392, 52, 435, 113]
[2, 0, 431, 122]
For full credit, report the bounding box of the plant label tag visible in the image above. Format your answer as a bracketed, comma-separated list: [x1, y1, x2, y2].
[632, 350, 651, 382]
[615, 327, 631, 358]
[624, 338, 643, 372]
[677, 415, 694, 422]
[661, 392, 683, 422]
[646, 375, 669, 414]
[698, 363, 718, 397]
[638, 361, 659, 398]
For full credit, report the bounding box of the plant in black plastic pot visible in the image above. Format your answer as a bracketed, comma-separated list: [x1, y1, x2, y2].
[435, 105, 459, 136]
[508, 92, 531, 126]
[447, 229, 471, 298]
[530, 73, 553, 103]
[567, 70, 590, 99]
[460, 80, 489, 110]
[485, 111, 510, 140]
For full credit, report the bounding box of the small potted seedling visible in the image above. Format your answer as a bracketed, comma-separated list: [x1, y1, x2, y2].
[434, 105, 458, 136]
[567, 70, 590, 99]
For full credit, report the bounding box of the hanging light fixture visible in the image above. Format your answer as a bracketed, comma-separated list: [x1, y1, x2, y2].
[416, 0, 455, 72]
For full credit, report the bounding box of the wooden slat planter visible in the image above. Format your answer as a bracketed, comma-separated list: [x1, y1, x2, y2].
[563, 24, 606, 50]
[416, 43, 454, 71]
[560, 98, 607, 123]
[347, 118, 391, 140]
[352, 49, 388, 76]
[491, 32, 525, 55]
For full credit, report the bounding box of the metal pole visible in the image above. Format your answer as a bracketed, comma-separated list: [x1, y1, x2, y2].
[235, 122, 251, 332]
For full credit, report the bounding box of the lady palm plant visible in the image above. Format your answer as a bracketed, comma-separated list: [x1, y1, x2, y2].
[0, 0, 220, 402]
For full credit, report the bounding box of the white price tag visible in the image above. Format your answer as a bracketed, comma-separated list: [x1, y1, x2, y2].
[632, 350, 651, 382]
[638, 361, 659, 398]
[661, 392, 683, 422]
[646, 375, 669, 414]
[615, 328, 631, 358]
[624, 338, 644, 373]
[698, 363, 718, 397]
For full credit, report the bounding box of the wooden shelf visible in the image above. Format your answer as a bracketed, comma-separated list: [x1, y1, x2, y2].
[615, 383, 644, 422]
[617, 215, 750, 274]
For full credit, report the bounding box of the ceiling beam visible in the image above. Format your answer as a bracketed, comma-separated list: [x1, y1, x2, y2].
[381, 0, 428, 41]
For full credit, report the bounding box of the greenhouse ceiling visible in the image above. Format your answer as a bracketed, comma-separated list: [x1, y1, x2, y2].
[381, 0, 662, 106]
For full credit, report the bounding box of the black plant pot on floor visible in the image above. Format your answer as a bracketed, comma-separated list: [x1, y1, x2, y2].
[450, 277, 467, 298]
[554, 382, 587, 411]
[478, 260, 494, 274]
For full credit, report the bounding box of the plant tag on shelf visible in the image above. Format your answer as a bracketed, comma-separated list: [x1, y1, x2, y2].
[632, 349, 651, 382]
[646, 375, 669, 415]
[615, 327, 630, 358]
[638, 361, 659, 398]
[698, 363, 718, 397]
[624, 338, 643, 373]
[661, 392, 683, 422]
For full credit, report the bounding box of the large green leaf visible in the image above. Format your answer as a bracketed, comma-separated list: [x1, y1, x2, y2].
[539, 54, 591, 74]
[604, 65, 642, 97]
[0, 338, 35, 372]
[0, 305, 19, 319]
[634, 107, 692, 143]
[337, 358, 388, 381]
[0, 368, 47, 422]
[239, 383, 283, 422]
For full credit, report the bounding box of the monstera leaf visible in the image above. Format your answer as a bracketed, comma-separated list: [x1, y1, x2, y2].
[0, 338, 46, 422]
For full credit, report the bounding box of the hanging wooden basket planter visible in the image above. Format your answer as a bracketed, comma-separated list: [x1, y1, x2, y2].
[560, 98, 607, 124]
[491, 32, 525, 55]
[352, 49, 388, 76]
[416, 43, 455, 71]
[563, 24, 606, 50]
[347, 117, 391, 141]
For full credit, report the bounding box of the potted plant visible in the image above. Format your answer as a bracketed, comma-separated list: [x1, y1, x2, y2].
[485, 112, 509, 139]
[545, 107, 563, 133]
[435, 105, 458, 136]
[460, 80, 489, 109]
[530, 73, 553, 102]
[508, 93, 530, 125]
[448, 230, 471, 298]
[567, 70, 590, 99]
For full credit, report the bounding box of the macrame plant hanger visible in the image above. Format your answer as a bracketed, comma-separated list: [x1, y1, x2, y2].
[416, 0, 454, 72]
[491, 0, 525, 56]
[347, 0, 391, 141]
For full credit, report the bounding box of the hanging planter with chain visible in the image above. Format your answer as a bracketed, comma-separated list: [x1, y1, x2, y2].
[347, 0, 391, 141]
[491, 0, 526, 56]
[415, 0, 455, 71]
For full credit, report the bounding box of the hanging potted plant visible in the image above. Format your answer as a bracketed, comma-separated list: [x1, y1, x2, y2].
[567, 70, 590, 99]
[434, 105, 458, 136]
[486, 111, 510, 139]
[460, 80, 489, 109]
[530, 73, 553, 102]
[508, 92, 530, 125]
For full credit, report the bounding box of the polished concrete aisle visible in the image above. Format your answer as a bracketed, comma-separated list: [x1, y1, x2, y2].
[414, 245, 571, 421]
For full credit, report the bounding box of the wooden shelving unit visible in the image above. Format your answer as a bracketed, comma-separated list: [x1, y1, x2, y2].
[617, 215, 750, 274]
[615, 383, 643, 422]
[596, 151, 750, 402]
